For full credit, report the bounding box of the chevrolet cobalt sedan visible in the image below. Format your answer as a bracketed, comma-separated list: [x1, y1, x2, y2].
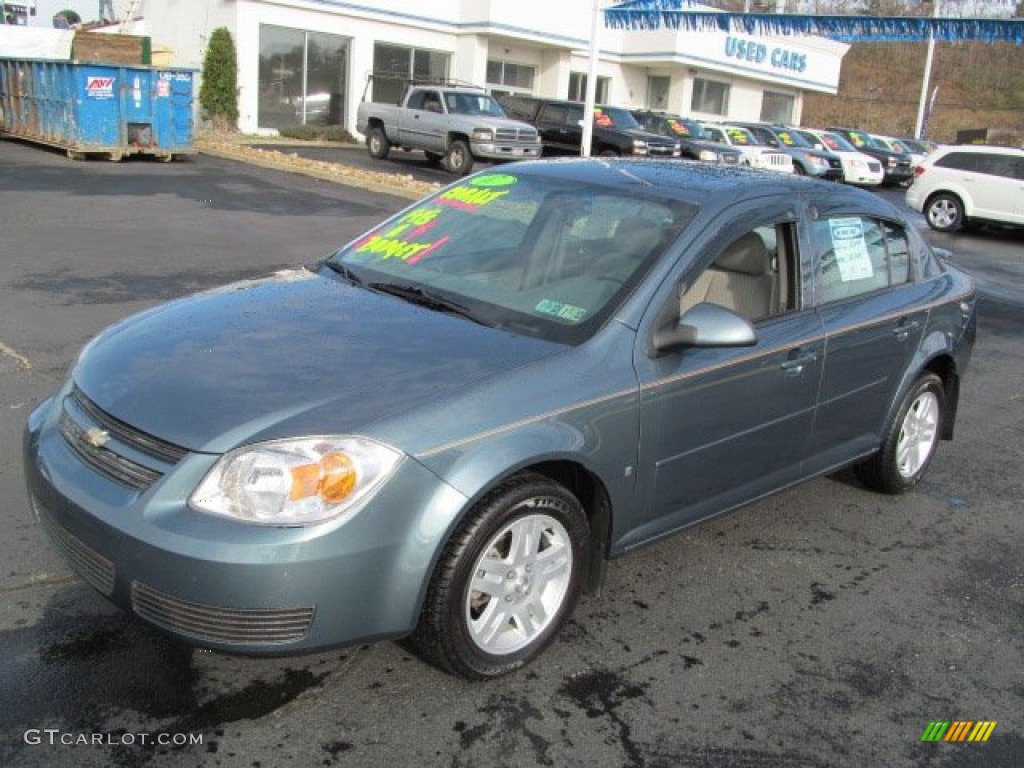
[24, 160, 975, 679]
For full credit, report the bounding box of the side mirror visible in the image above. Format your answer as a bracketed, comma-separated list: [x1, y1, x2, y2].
[651, 302, 757, 357]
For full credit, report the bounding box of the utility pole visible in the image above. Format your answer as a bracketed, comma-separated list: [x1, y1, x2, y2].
[914, 0, 940, 138]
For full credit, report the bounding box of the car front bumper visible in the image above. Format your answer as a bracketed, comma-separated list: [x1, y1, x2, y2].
[23, 391, 468, 654]
[472, 141, 543, 161]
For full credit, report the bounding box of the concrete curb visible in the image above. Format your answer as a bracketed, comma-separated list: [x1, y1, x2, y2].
[193, 140, 441, 201]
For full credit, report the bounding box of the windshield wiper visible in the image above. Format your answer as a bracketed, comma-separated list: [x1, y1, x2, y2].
[322, 259, 364, 286]
[367, 282, 489, 326]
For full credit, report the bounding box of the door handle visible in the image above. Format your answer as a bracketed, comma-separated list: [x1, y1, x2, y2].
[780, 350, 817, 375]
[892, 320, 921, 341]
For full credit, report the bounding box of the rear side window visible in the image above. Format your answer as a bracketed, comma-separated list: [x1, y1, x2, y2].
[935, 151, 978, 172]
[813, 217, 912, 305]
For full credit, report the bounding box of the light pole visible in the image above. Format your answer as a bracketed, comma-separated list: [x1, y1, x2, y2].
[914, 0, 941, 139]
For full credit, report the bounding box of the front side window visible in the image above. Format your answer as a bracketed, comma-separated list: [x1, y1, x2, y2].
[680, 223, 797, 322]
[813, 217, 911, 305]
[332, 171, 697, 345]
[691, 78, 729, 115]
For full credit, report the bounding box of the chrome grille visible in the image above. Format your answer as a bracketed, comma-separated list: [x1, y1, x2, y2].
[71, 386, 187, 463]
[59, 410, 163, 490]
[132, 582, 315, 645]
[494, 127, 538, 143]
[59, 386, 187, 491]
[34, 497, 115, 596]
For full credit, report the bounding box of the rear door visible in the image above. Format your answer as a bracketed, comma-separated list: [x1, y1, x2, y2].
[804, 214, 931, 473]
[535, 102, 583, 155]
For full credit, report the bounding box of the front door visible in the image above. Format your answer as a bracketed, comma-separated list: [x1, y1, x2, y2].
[625, 207, 824, 551]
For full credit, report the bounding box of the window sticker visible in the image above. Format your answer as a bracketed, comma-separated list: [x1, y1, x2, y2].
[667, 118, 690, 136]
[354, 207, 450, 264]
[535, 299, 587, 323]
[829, 218, 874, 282]
[822, 135, 839, 150]
[777, 131, 795, 146]
[469, 174, 518, 188]
[726, 128, 750, 145]
[594, 109, 613, 128]
[437, 185, 511, 210]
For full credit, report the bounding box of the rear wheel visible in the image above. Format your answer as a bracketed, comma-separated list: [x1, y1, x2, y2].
[367, 127, 391, 159]
[407, 473, 589, 679]
[856, 373, 944, 494]
[924, 193, 965, 232]
[444, 140, 473, 175]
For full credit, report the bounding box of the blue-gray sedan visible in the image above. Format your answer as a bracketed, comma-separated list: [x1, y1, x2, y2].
[23, 159, 976, 679]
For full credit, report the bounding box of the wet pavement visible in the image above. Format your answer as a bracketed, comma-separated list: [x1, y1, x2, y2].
[0, 137, 1021, 768]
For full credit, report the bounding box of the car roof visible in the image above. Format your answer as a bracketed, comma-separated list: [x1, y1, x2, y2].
[506, 157, 901, 215]
[934, 144, 1023, 155]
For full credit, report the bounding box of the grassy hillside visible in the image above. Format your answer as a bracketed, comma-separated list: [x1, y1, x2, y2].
[802, 39, 1024, 142]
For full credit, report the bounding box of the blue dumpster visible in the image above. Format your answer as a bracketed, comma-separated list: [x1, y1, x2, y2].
[0, 58, 195, 161]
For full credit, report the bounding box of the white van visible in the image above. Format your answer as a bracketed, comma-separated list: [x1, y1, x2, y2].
[905, 145, 1024, 232]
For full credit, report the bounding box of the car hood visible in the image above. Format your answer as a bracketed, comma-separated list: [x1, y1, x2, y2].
[72, 268, 563, 454]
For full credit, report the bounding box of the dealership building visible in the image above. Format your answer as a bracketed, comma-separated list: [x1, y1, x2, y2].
[125, 0, 849, 136]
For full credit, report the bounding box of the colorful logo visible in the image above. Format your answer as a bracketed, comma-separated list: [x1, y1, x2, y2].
[920, 721, 997, 742]
[469, 174, 517, 188]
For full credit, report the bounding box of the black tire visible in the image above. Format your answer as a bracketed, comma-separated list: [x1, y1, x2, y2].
[407, 472, 589, 679]
[367, 126, 391, 159]
[597, 148, 620, 158]
[924, 193, 965, 233]
[423, 151, 443, 167]
[856, 373, 945, 494]
[444, 139, 474, 175]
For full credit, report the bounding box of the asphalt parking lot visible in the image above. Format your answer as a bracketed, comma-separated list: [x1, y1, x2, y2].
[0, 137, 1021, 768]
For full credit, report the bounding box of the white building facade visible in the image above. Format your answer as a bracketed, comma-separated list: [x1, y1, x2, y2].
[128, 0, 849, 136]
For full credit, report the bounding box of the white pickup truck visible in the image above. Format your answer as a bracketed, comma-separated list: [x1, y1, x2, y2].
[356, 81, 542, 175]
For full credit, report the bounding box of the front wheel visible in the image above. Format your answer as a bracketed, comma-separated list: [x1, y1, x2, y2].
[444, 139, 474, 175]
[856, 373, 945, 494]
[407, 473, 589, 679]
[925, 193, 965, 232]
[367, 127, 391, 159]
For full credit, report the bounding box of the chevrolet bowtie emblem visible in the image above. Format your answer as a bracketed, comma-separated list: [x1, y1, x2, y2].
[83, 427, 110, 448]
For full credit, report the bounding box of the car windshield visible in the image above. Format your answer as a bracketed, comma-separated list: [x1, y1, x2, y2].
[817, 131, 856, 152]
[594, 107, 641, 129]
[445, 92, 506, 117]
[772, 129, 812, 148]
[330, 170, 696, 345]
[724, 126, 757, 145]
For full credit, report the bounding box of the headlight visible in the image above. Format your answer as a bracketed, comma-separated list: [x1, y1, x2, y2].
[190, 437, 402, 526]
[851, 158, 866, 169]
[699, 149, 718, 162]
[809, 156, 828, 167]
[632, 139, 649, 154]
[471, 128, 495, 141]
[887, 157, 897, 167]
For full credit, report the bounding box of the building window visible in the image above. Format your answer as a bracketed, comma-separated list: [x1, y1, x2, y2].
[258, 25, 349, 131]
[690, 77, 729, 116]
[486, 60, 535, 96]
[568, 72, 609, 103]
[372, 43, 450, 104]
[761, 91, 795, 124]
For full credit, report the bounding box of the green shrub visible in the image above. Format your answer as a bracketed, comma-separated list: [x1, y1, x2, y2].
[200, 28, 239, 131]
[276, 124, 357, 143]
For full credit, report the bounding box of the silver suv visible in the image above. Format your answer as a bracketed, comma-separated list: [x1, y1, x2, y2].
[906, 145, 1024, 232]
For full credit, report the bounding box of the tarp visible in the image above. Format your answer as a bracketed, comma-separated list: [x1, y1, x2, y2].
[605, 0, 1024, 44]
[0, 27, 75, 60]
